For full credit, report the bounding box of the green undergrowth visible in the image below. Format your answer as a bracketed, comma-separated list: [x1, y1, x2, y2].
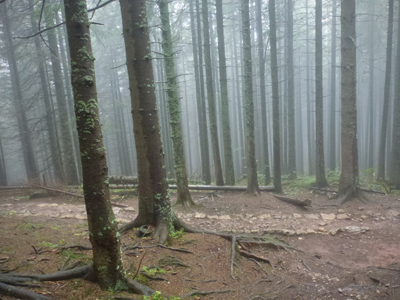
[143, 291, 180, 300]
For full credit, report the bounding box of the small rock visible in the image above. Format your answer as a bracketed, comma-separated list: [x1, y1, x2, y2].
[307, 229, 316, 234]
[123, 206, 135, 212]
[329, 228, 340, 236]
[296, 229, 308, 235]
[321, 213, 336, 221]
[385, 283, 390, 287]
[337, 213, 351, 220]
[317, 227, 327, 233]
[338, 288, 343, 293]
[305, 214, 319, 220]
[219, 215, 231, 220]
[207, 215, 219, 220]
[293, 213, 302, 219]
[250, 230, 259, 233]
[344, 226, 362, 233]
[259, 214, 271, 219]
[195, 213, 207, 219]
[319, 222, 327, 226]
[246, 214, 254, 218]
[361, 215, 368, 220]
[273, 215, 282, 219]
[338, 209, 345, 214]
[358, 207, 365, 211]
[386, 210, 399, 218]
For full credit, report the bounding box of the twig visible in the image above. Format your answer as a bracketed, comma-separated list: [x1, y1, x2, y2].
[300, 260, 311, 272]
[60, 245, 92, 251]
[31, 245, 39, 254]
[132, 251, 146, 281]
[157, 244, 193, 254]
[197, 263, 205, 275]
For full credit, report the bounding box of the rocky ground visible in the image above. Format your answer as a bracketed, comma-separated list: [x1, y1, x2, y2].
[0, 187, 400, 299]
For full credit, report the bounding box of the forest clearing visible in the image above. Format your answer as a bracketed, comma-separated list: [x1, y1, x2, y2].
[0, 181, 399, 300]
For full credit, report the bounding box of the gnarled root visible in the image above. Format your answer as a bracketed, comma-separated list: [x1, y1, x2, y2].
[0, 281, 49, 300]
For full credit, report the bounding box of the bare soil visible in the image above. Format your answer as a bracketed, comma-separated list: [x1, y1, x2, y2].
[0, 187, 400, 299]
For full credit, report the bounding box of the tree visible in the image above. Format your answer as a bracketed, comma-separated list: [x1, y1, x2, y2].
[157, 0, 195, 206]
[189, 0, 211, 185]
[269, 0, 282, 193]
[256, 0, 271, 185]
[1, 2, 39, 183]
[202, 0, 224, 186]
[45, 7, 79, 185]
[315, 0, 328, 187]
[377, 0, 394, 180]
[287, 0, 297, 180]
[241, 0, 259, 194]
[216, 0, 235, 186]
[64, 0, 127, 291]
[338, 0, 360, 204]
[119, 0, 175, 242]
[328, 0, 338, 171]
[390, 0, 400, 189]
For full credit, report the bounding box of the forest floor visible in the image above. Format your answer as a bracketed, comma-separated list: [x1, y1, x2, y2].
[0, 181, 400, 300]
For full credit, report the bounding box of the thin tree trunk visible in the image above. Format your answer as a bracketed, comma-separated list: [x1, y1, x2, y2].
[158, 0, 195, 206]
[377, 0, 394, 180]
[287, 0, 296, 180]
[256, 0, 271, 185]
[329, 0, 337, 171]
[216, 0, 235, 185]
[202, 0, 224, 186]
[241, 0, 259, 195]
[269, 0, 282, 193]
[315, 0, 328, 187]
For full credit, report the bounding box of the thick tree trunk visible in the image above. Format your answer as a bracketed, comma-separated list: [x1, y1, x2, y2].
[338, 0, 360, 203]
[377, 0, 394, 180]
[64, 0, 126, 290]
[158, 0, 195, 206]
[241, 0, 259, 195]
[216, 0, 235, 186]
[256, 0, 271, 185]
[202, 0, 224, 186]
[120, 0, 173, 243]
[269, 0, 282, 193]
[315, 0, 328, 188]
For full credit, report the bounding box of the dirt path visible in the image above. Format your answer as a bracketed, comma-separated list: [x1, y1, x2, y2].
[0, 189, 400, 299]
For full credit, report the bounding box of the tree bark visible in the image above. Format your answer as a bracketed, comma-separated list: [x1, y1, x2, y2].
[287, 0, 297, 180]
[338, 0, 360, 203]
[269, 0, 282, 193]
[241, 0, 259, 195]
[256, 0, 271, 185]
[216, 0, 235, 186]
[157, 0, 195, 206]
[64, 0, 126, 290]
[201, 0, 224, 186]
[315, 0, 328, 188]
[120, 0, 173, 243]
[377, 0, 394, 180]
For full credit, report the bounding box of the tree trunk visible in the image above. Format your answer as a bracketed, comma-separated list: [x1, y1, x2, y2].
[120, 0, 173, 243]
[157, 0, 195, 206]
[0, 137, 7, 186]
[241, 0, 259, 195]
[201, 0, 224, 186]
[269, 0, 282, 193]
[329, 0, 337, 172]
[390, 0, 400, 189]
[338, 0, 360, 204]
[287, 0, 297, 180]
[315, 0, 328, 188]
[44, 11, 79, 185]
[377, 0, 394, 180]
[64, 0, 126, 290]
[216, 0, 235, 186]
[1, 3, 39, 183]
[256, 0, 271, 185]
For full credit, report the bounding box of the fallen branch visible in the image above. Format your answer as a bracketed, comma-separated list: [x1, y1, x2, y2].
[271, 194, 311, 208]
[313, 187, 385, 195]
[30, 185, 83, 198]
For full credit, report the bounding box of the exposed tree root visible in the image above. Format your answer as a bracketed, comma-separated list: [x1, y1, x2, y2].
[182, 289, 234, 298]
[271, 194, 311, 208]
[0, 264, 156, 299]
[337, 188, 369, 205]
[239, 250, 271, 264]
[0, 281, 49, 300]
